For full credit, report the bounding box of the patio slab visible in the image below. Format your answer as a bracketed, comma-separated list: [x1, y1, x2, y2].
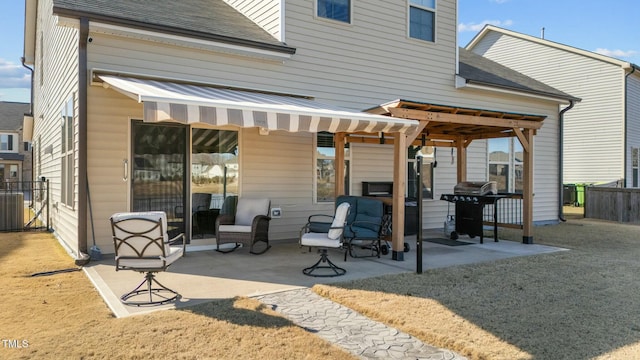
[83, 231, 567, 318]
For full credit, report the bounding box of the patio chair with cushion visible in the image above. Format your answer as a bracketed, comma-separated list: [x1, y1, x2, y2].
[300, 202, 351, 277]
[308, 195, 387, 261]
[215, 197, 271, 254]
[110, 211, 185, 306]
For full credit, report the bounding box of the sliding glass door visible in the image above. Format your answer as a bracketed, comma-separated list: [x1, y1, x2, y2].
[131, 122, 187, 238]
[191, 128, 238, 237]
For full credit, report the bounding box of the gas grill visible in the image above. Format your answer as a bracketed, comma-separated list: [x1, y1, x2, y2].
[440, 181, 503, 243]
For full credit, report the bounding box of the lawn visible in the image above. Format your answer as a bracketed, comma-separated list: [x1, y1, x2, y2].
[0, 232, 355, 360]
[3, 210, 640, 359]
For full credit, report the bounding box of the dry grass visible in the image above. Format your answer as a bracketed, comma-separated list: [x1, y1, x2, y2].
[0, 232, 355, 360]
[4, 208, 640, 359]
[315, 214, 640, 359]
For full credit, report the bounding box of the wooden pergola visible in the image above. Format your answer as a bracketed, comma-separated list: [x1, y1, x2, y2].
[334, 100, 546, 260]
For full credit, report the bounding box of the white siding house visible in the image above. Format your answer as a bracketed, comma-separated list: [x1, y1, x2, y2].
[467, 25, 640, 188]
[24, 0, 574, 257]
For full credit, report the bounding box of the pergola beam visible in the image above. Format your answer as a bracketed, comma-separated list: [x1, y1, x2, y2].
[389, 108, 543, 130]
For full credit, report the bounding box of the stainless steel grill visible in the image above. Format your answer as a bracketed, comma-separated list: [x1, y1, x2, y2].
[441, 181, 503, 243]
[453, 181, 497, 196]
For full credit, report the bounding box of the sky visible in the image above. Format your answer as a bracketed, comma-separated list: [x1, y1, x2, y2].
[1, 0, 639, 103]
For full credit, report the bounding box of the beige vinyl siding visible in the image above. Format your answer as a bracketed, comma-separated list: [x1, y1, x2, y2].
[86, 86, 140, 253]
[350, 143, 394, 196]
[240, 128, 318, 241]
[74, 0, 563, 251]
[33, 0, 80, 254]
[473, 32, 625, 184]
[626, 73, 640, 186]
[86, 1, 458, 111]
[223, 0, 282, 41]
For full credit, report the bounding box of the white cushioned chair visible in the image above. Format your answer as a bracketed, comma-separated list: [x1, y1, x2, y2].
[215, 198, 271, 254]
[110, 211, 185, 306]
[300, 202, 350, 277]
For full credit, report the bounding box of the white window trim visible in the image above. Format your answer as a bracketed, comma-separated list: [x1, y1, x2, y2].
[407, 0, 437, 43]
[314, 0, 354, 25]
[0, 133, 16, 152]
[488, 138, 524, 193]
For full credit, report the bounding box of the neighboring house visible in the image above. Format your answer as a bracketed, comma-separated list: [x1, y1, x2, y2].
[23, 0, 574, 257]
[467, 25, 640, 188]
[0, 101, 32, 188]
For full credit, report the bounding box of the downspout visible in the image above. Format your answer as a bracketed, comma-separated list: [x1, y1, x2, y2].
[21, 58, 34, 182]
[20, 58, 34, 116]
[623, 66, 636, 188]
[558, 100, 575, 222]
[78, 17, 89, 255]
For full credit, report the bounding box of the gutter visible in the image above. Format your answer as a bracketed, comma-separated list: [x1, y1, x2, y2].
[78, 17, 89, 255]
[624, 65, 636, 188]
[558, 100, 575, 222]
[52, 7, 296, 56]
[456, 76, 579, 104]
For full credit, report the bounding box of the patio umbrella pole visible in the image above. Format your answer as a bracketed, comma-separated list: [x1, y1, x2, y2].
[416, 155, 423, 274]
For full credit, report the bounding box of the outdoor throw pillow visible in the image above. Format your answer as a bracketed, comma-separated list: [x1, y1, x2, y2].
[328, 202, 350, 240]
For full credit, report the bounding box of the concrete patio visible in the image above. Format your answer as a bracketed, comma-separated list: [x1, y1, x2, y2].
[84, 231, 567, 318]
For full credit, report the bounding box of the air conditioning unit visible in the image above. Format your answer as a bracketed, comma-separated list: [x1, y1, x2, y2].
[0, 193, 24, 231]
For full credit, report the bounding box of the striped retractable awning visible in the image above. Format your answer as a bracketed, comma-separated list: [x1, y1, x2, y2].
[99, 75, 419, 134]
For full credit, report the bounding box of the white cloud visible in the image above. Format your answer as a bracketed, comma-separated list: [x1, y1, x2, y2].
[594, 48, 638, 59]
[0, 58, 31, 88]
[458, 19, 514, 32]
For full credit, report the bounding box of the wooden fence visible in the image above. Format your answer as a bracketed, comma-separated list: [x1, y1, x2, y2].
[584, 187, 640, 223]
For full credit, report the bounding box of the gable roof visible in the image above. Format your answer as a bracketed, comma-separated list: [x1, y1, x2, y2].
[50, 0, 295, 55]
[467, 25, 638, 71]
[458, 48, 580, 102]
[0, 102, 30, 131]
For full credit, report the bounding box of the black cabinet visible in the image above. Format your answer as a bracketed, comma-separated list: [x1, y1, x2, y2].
[455, 202, 484, 240]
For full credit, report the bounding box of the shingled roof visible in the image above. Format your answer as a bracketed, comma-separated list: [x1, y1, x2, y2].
[52, 0, 295, 54]
[459, 48, 579, 102]
[0, 102, 30, 131]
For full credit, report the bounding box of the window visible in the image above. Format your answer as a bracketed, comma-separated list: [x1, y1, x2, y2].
[9, 165, 18, 179]
[61, 97, 74, 207]
[315, 132, 350, 202]
[317, 0, 351, 23]
[409, 0, 436, 42]
[632, 147, 639, 187]
[488, 138, 523, 193]
[408, 146, 434, 199]
[0, 134, 14, 151]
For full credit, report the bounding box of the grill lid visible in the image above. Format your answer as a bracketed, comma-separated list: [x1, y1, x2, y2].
[454, 181, 497, 196]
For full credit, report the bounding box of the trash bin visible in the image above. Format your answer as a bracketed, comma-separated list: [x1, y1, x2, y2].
[575, 184, 586, 207]
[563, 184, 576, 205]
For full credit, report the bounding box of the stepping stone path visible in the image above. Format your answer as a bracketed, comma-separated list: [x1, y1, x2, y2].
[255, 288, 467, 359]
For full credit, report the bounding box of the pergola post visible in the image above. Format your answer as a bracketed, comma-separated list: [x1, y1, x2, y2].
[335, 132, 346, 196]
[522, 128, 534, 244]
[392, 133, 407, 260]
[456, 136, 467, 183]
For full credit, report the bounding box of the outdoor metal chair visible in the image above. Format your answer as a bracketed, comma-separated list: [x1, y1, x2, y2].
[300, 202, 350, 277]
[110, 211, 185, 306]
[215, 197, 271, 254]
